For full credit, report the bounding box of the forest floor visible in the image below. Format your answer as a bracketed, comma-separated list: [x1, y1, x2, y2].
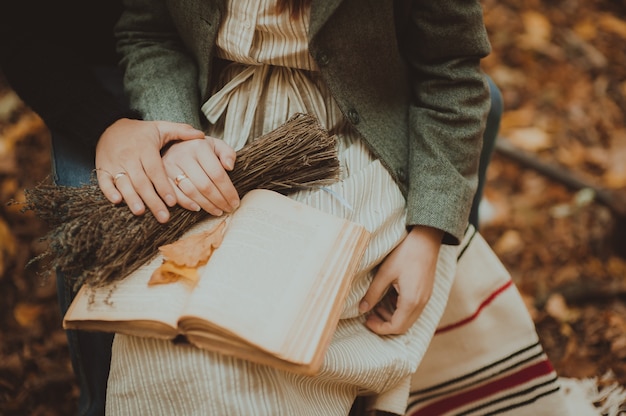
[1, 0, 626, 414]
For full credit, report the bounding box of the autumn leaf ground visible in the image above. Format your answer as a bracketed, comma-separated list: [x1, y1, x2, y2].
[2, 1, 626, 413]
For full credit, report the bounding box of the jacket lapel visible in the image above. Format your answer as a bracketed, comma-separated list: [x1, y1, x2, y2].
[308, 0, 343, 41]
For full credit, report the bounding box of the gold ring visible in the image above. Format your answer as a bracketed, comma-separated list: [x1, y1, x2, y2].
[113, 171, 127, 185]
[174, 173, 189, 186]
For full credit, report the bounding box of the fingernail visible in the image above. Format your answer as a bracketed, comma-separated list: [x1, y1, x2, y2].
[157, 210, 169, 223]
[132, 202, 144, 212]
[232, 199, 240, 209]
[359, 300, 369, 313]
[165, 194, 176, 206]
[191, 203, 201, 212]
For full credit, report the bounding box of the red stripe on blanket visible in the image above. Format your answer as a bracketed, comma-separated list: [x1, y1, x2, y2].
[408, 359, 555, 416]
[435, 280, 513, 335]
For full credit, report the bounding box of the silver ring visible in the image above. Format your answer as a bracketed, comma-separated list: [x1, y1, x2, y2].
[95, 168, 113, 179]
[174, 173, 189, 186]
[113, 171, 127, 185]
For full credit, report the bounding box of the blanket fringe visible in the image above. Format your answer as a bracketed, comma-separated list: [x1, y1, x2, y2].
[560, 372, 626, 416]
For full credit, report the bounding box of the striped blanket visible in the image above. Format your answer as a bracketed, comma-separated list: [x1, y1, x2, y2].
[405, 227, 571, 415]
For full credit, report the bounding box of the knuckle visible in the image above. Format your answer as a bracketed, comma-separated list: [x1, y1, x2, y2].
[196, 182, 214, 196]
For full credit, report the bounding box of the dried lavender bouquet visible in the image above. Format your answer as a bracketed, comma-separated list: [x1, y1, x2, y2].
[24, 113, 341, 289]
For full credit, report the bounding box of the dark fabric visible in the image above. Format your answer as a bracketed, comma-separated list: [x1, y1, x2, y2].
[469, 75, 503, 229]
[56, 267, 113, 416]
[0, 0, 140, 151]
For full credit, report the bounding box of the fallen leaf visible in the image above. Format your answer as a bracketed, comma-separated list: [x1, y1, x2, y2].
[159, 218, 227, 267]
[545, 293, 579, 323]
[603, 129, 626, 188]
[554, 140, 587, 168]
[573, 19, 598, 41]
[0, 88, 22, 121]
[489, 66, 528, 90]
[149, 261, 199, 287]
[148, 218, 228, 286]
[599, 13, 626, 39]
[607, 257, 626, 276]
[520, 11, 553, 50]
[507, 127, 552, 152]
[0, 218, 17, 278]
[14, 302, 44, 327]
[517, 10, 564, 60]
[610, 335, 626, 359]
[500, 106, 537, 131]
[493, 229, 524, 256]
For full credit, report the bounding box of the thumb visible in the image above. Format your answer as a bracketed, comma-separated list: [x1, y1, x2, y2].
[359, 267, 392, 313]
[158, 121, 205, 144]
[212, 137, 237, 171]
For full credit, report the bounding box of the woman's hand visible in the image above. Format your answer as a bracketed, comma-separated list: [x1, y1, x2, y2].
[95, 118, 206, 223]
[359, 225, 443, 335]
[162, 136, 239, 217]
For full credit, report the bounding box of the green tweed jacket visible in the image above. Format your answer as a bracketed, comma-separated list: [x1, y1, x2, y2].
[115, 0, 492, 244]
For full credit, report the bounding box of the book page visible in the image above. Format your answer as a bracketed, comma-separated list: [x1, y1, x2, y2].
[186, 223, 369, 373]
[280, 224, 369, 362]
[63, 253, 194, 332]
[180, 189, 353, 361]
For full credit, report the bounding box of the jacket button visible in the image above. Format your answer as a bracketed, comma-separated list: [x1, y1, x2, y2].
[347, 109, 360, 125]
[317, 52, 330, 66]
[397, 168, 407, 183]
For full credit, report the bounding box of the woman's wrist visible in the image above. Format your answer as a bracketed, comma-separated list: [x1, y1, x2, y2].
[407, 224, 444, 247]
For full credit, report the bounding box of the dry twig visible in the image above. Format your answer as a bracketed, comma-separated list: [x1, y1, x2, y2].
[21, 113, 341, 288]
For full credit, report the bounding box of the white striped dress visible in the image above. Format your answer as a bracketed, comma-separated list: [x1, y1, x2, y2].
[105, 1, 457, 414]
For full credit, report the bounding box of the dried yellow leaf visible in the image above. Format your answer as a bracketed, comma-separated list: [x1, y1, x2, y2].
[158, 219, 227, 267]
[14, 303, 44, 327]
[149, 260, 199, 287]
[148, 218, 228, 287]
[0, 218, 17, 277]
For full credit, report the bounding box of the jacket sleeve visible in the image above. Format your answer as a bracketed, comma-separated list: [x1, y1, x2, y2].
[0, 1, 140, 151]
[399, 0, 492, 244]
[114, 0, 205, 128]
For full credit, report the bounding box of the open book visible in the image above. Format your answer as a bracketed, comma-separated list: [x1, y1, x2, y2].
[63, 189, 371, 375]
